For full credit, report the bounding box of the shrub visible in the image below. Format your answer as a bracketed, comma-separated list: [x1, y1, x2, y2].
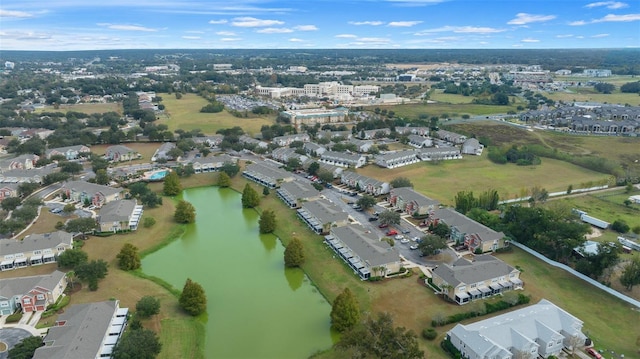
[143, 217, 156, 228]
[6, 311, 23, 323]
[422, 328, 438, 340]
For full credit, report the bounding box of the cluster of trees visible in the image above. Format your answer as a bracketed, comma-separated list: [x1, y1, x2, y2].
[620, 81, 640, 94]
[0, 197, 43, 236]
[418, 222, 451, 257]
[487, 145, 541, 166]
[7, 336, 44, 359]
[58, 249, 108, 291]
[163, 171, 182, 196]
[127, 182, 163, 208]
[594, 82, 615, 94]
[454, 189, 500, 214]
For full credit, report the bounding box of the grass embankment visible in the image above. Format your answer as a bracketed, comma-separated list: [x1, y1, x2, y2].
[157, 93, 273, 136]
[357, 152, 608, 205]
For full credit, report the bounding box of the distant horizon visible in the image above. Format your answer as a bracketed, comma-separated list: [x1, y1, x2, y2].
[1, 0, 639, 51]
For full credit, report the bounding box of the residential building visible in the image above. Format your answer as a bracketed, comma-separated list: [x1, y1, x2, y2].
[320, 151, 366, 168]
[239, 135, 268, 149]
[462, 138, 484, 156]
[426, 208, 505, 253]
[447, 299, 587, 359]
[189, 154, 237, 173]
[1, 231, 73, 271]
[417, 147, 462, 161]
[325, 224, 402, 280]
[280, 108, 349, 130]
[0, 183, 19, 201]
[316, 130, 351, 141]
[431, 255, 522, 305]
[34, 300, 129, 359]
[346, 138, 374, 153]
[356, 128, 391, 140]
[97, 199, 143, 232]
[277, 180, 321, 208]
[297, 198, 348, 234]
[151, 142, 177, 161]
[104, 145, 140, 162]
[407, 135, 433, 148]
[193, 135, 224, 148]
[45, 145, 91, 160]
[272, 133, 310, 147]
[375, 150, 420, 169]
[0, 154, 40, 171]
[387, 187, 439, 216]
[303, 142, 327, 157]
[302, 160, 343, 178]
[340, 171, 390, 196]
[0, 165, 58, 184]
[242, 161, 295, 189]
[583, 69, 612, 77]
[395, 126, 430, 136]
[435, 130, 467, 144]
[0, 270, 67, 315]
[270, 147, 308, 164]
[60, 181, 122, 207]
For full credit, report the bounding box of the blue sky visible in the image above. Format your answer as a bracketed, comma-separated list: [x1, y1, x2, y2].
[0, 0, 638, 50]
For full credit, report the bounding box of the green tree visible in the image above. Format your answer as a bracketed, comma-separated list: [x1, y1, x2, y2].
[620, 257, 640, 291]
[128, 182, 151, 198]
[162, 171, 182, 196]
[59, 161, 84, 177]
[17, 182, 40, 197]
[136, 296, 161, 318]
[317, 169, 334, 184]
[1, 197, 22, 211]
[336, 312, 423, 359]
[75, 259, 109, 291]
[63, 203, 76, 213]
[112, 328, 162, 359]
[330, 288, 360, 332]
[390, 176, 413, 188]
[241, 184, 261, 208]
[356, 194, 376, 210]
[259, 209, 277, 233]
[57, 248, 88, 269]
[284, 237, 305, 267]
[220, 162, 240, 177]
[116, 243, 141, 270]
[143, 217, 156, 228]
[418, 235, 448, 256]
[431, 222, 451, 238]
[262, 187, 270, 196]
[95, 168, 110, 185]
[308, 161, 320, 176]
[611, 219, 630, 233]
[378, 210, 401, 226]
[65, 217, 97, 239]
[179, 278, 207, 316]
[174, 200, 196, 224]
[217, 172, 231, 187]
[7, 336, 43, 359]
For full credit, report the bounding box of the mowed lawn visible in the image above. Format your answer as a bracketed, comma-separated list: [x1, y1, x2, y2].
[91, 142, 162, 165]
[375, 102, 521, 119]
[357, 153, 609, 205]
[158, 93, 273, 136]
[545, 90, 640, 107]
[37, 102, 122, 114]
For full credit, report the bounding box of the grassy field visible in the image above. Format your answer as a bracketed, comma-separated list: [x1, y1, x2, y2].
[36, 102, 122, 114]
[357, 153, 609, 205]
[545, 90, 640, 106]
[91, 142, 162, 165]
[429, 90, 476, 104]
[376, 102, 521, 120]
[157, 93, 273, 136]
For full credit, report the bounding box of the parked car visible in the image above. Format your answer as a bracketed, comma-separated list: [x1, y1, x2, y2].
[400, 238, 410, 244]
[586, 348, 603, 359]
[386, 230, 398, 236]
[368, 217, 378, 222]
[410, 244, 419, 250]
[378, 223, 389, 228]
[401, 228, 411, 234]
[394, 235, 404, 240]
[412, 236, 421, 242]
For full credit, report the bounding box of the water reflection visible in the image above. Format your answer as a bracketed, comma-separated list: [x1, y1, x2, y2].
[259, 233, 277, 252]
[284, 266, 304, 291]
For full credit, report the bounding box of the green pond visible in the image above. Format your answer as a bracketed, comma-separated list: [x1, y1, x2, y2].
[142, 187, 335, 358]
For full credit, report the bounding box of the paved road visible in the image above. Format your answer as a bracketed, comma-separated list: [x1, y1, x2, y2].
[0, 328, 33, 359]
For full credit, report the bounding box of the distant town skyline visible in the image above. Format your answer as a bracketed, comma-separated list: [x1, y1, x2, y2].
[1, 0, 639, 51]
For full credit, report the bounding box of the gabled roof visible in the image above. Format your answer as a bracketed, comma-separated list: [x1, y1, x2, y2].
[300, 198, 346, 224]
[34, 300, 120, 359]
[2, 231, 73, 256]
[432, 208, 503, 241]
[278, 180, 320, 200]
[105, 145, 135, 155]
[98, 199, 137, 223]
[433, 255, 516, 287]
[0, 270, 66, 299]
[390, 187, 439, 207]
[62, 180, 122, 197]
[45, 145, 90, 156]
[331, 224, 400, 267]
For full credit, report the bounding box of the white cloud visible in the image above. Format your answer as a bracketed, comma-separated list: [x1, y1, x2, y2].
[0, 9, 34, 18]
[97, 23, 158, 32]
[416, 25, 505, 34]
[591, 33, 610, 38]
[521, 38, 540, 43]
[512, 44, 524, 47]
[185, 30, 204, 34]
[208, 19, 228, 24]
[231, 17, 283, 27]
[216, 31, 236, 36]
[357, 37, 391, 43]
[593, 13, 640, 22]
[335, 34, 357, 38]
[585, 1, 628, 9]
[556, 34, 574, 38]
[294, 25, 318, 31]
[507, 13, 556, 25]
[289, 38, 304, 42]
[256, 27, 293, 33]
[348, 21, 384, 26]
[220, 37, 242, 42]
[569, 20, 588, 26]
[386, 0, 445, 6]
[182, 36, 200, 40]
[388, 21, 423, 27]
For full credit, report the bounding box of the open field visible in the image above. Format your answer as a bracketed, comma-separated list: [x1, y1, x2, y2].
[91, 142, 162, 165]
[357, 153, 609, 205]
[552, 190, 640, 232]
[157, 93, 273, 136]
[555, 75, 639, 87]
[36, 102, 122, 114]
[429, 90, 476, 104]
[545, 90, 640, 106]
[377, 102, 521, 119]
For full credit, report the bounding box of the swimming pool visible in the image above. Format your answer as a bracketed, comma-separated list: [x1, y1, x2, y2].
[147, 170, 169, 181]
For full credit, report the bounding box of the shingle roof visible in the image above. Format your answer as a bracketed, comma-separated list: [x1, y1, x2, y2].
[432, 255, 515, 287]
[390, 187, 439, 207]
[98, 199, 137, 223]
[0, 270, 66, 299]
[278, 180, 320, 200]
[62, 180, 122, 197]
[300, 198, 346, 224]
[331, 224, 400, 267]
[2, 231, 73, 256]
